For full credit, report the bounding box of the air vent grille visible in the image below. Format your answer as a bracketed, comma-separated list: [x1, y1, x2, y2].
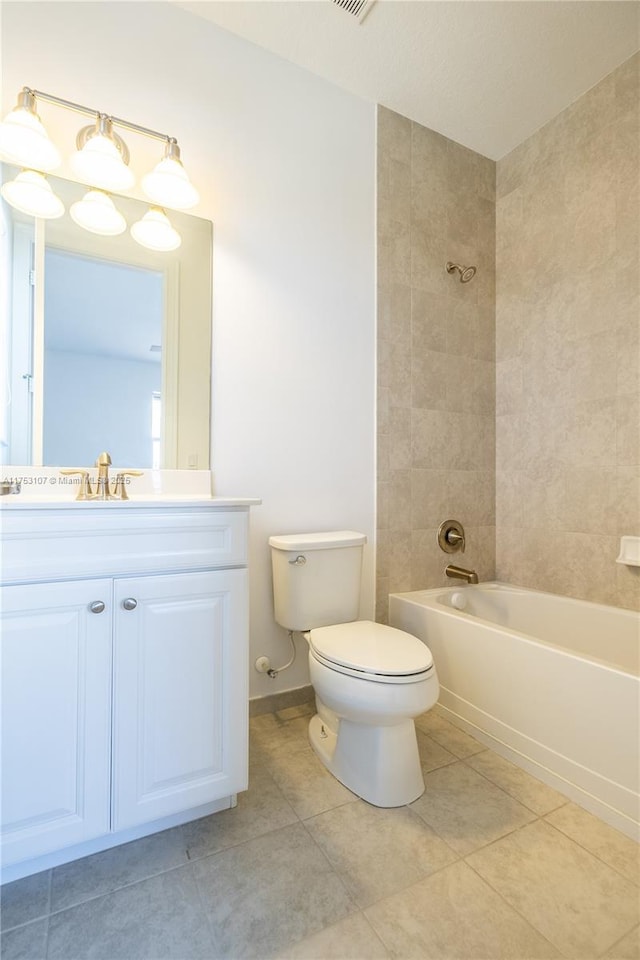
[331, 0, 376, 24]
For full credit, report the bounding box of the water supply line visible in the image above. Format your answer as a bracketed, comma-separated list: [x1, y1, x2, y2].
[255, 630, 297, 679]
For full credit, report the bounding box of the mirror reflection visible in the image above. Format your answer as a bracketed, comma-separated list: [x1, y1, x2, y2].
[1, 165, 212, 470]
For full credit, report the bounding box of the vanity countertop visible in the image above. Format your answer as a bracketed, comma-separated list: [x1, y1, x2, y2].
[0, 468, 260, 510]
[0, 496, 261, 510]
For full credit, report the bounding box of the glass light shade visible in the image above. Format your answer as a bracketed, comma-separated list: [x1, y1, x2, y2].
[131, 207, 181, 251]
[0, 105, 61, 172]
[70, 134, 135, 191]
[142, 156, 199, 210]
[70, 190, 126, 236]
[1, 169, 64, 219]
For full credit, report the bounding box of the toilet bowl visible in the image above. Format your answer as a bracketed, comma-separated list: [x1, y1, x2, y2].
[269, 531, 440, 808]
[306, 620, 439, 806]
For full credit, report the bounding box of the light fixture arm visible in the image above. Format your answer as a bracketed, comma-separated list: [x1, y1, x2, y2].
[24, 86, 178, 149]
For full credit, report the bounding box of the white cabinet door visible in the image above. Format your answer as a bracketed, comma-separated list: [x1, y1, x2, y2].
[1, 579, 113, 866]
[112, 569, 248, 830]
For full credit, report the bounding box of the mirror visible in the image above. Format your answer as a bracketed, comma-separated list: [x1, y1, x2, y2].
[0, 164, 212, 469]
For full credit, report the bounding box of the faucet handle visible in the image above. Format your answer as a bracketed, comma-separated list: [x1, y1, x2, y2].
[438, 519, 466, 554]
[112, 470, 144, 500]
[60, 469, 93, 500]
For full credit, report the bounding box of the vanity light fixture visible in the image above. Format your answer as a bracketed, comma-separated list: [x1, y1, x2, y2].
[131, 206, 181, 251]
[142, 140, 199, 210]
[70, 115, 135, 192]
[70, 189, 127, 236]
[0, 89, 61, 171]
[0, 169, 64, 219]
[0, 87, 200, 231]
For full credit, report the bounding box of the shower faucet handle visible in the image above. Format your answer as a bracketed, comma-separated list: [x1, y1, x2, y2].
[438, 519, 466, 554]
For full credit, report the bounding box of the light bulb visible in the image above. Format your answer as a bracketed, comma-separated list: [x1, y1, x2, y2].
[0, 91, 60, 172]
[142, 141, 199, 210]
[1, 169, 64, 219]
[70, 190, 126, 236]
[71, 116, 134, 192]
[131, 207, 181, 251]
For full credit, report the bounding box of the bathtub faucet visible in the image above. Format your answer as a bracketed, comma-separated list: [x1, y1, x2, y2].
[445, 564, 478, 584]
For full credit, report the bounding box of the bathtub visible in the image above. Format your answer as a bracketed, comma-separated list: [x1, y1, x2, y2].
[389, 582, 640, 840]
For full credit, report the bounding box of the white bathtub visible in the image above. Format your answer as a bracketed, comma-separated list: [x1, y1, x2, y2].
[389, 582, 640, 840]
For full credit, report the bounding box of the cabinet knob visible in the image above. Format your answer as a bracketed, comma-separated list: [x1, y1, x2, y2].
[89, 601, 106, 614]
[122, 598, 138, 611]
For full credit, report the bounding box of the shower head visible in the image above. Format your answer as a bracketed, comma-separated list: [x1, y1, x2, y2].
[446, 261, 476, 283]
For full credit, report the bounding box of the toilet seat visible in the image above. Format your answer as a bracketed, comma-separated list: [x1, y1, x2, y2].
[308, 620, 433, 684]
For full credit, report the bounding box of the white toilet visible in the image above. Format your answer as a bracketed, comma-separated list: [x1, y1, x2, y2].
[269, 530, 439, 807]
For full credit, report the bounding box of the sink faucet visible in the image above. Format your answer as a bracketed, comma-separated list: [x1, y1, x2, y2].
[94, 451, 113, 500]
[445, 564, 479, 584]
[60, 453, 143, 501]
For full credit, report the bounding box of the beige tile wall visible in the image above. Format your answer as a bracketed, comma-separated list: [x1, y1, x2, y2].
[495, 53, 640, 610]
[376, 107, 496, 622]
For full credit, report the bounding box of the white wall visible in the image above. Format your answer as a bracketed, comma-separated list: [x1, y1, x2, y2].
[2, 2, 377, 697]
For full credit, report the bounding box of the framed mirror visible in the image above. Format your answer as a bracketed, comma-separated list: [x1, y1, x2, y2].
[0, 164, 212, 470]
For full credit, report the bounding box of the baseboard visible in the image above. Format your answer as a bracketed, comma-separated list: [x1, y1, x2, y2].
[249, 685, 314, 717]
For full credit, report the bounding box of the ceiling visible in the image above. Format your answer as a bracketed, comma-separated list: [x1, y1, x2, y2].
[177, 0, 639, 159]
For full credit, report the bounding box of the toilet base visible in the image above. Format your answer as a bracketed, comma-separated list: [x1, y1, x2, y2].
[308, 713, 425, 807]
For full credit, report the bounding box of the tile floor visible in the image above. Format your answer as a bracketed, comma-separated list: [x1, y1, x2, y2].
[1, 703, 639, 960]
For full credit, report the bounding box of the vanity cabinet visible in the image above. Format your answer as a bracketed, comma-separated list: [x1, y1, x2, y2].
[1, 579, 113, 863]
[0, 501, 256, 880]
[112, 568, 246, 830]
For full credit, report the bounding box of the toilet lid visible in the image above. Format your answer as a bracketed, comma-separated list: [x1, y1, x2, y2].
[309, 620, 433, 677]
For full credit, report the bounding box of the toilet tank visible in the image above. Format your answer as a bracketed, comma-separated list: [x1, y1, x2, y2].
[269, 531, 367, 632]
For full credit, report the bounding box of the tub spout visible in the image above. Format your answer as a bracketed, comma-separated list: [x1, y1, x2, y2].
[445, 564, 478, 584]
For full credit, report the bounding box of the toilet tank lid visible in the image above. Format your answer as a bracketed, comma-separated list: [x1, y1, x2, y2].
[269, 531, 367, 551]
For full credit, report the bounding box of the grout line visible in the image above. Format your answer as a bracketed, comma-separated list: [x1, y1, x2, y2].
[456, 751, 571, 818]
[298, 799, 466, 914]
[598, 922, 640, 959]
[542, 817, 640, 889]
[41, 859, 196, 923]
[188, 851, 223, 957]
[462, 847, 564, 958]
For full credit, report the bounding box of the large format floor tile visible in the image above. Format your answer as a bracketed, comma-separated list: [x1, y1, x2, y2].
[545, 802, 640, 885]
[265, 743, 357, 820]
[465, 749, 568, 816]
[0, 869, 50, 932]
[0, 918, 48, 960]
[411, 761, 537, 855]
[365, 860, 560, 959]
[7, 704, 639, 960]
[305, 800, 457, 908]
[50, 826, 188, 912]
[182, 762, 298, 860]
[416, 729, 458, 773]
[47, 865, 213, 959]
[603, 925, 640, 959]
[276, 913, 391, 959]
[192, 821, 357, 958]
[249, 711, 311, 763]
[466, 820, 640, 958]
[415, 712, 485, 759]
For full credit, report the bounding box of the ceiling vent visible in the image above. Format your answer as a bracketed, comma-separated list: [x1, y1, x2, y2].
[330, 0, 376, 24]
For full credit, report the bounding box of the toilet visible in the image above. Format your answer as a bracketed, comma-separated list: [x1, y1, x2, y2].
[269, 530, 439, 807]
